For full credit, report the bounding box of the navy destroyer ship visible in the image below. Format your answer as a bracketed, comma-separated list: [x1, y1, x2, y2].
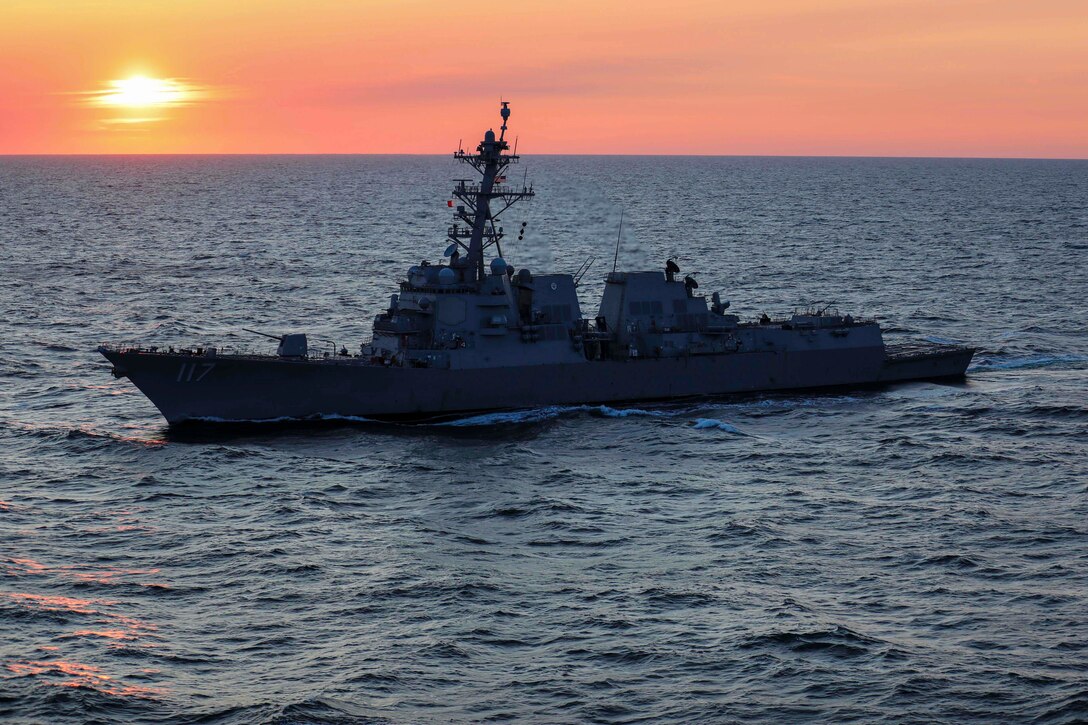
[99, 103, 974, 425]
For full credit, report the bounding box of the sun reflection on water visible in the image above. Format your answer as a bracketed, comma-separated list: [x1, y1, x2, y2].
[6, 660, 166, 699]
[4, 557, 167, 588]
[2, 552, 169, 701]
[69, 629, 138, 641]
[1, 592, 112, 615]
[2, 418, 167, 447]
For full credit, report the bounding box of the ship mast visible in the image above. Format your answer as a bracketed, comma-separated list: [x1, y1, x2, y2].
[449, 102, 534, 281]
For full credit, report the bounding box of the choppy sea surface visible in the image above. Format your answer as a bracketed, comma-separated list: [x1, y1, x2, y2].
[1, 155, 1086, 723]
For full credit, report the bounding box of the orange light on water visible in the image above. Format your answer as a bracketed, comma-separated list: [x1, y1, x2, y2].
[70, 629, 137, 641]
[6, 659, 166, 699]
[5, 558, 47, 575]
[69, 567, 161, 585]
[8, 659, 110, 681]
[0, 592, 111, 615]
[4, 557, 164, 585]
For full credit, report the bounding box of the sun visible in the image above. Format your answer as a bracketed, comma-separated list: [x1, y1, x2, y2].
[92, 76, 192, 108]
[81, 73, 211, 127]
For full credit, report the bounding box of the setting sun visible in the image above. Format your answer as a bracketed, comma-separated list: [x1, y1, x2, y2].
[91, 76, 193, 108]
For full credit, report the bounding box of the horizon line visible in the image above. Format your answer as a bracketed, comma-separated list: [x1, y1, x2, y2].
[1, 152, 1085, 161]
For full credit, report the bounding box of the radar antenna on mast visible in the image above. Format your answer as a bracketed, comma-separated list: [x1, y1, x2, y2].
[448, 102, 535, 282]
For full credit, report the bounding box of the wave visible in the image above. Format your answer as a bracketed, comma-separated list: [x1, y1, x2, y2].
[692, 418, 744, 433]
[591, 405, 674, 419]
[435, 404, 676, 427]
[473, 498, 587, 521]
[728, 393, 868, 411]
[435, 406, 575, 426]
[189, 400, 768, 430]
[970, 353, 1088, 372]
[923, 335, 964, 345]
[32, 340, 79, 352]
[94, 394, 860, 432]
[0, 419, 166, 448]
[741, 625, 888, 659]
[189, 413, 378, 425]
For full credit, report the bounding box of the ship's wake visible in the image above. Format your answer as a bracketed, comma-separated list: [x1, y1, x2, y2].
[435, 403, 748, 433]
[969, 353, 1088, 372]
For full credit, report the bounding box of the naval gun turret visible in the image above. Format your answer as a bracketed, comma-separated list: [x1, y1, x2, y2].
[242, 328, 308, 358]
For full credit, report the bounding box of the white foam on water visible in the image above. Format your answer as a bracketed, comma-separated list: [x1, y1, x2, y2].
[591, 405, 672, 418]
[191, 405, 690, 428]
[724, 394, 867, 411]
[438, 403, 698, 427]
[436, 407, 575, 426]
[191, 415, 296, 424]
[970, 354, 1088, 372]
[317, 414, 380, 423]
[192, 398, 847, 431]
[692, 418, 744, 434]
[190, 413, 379, 424]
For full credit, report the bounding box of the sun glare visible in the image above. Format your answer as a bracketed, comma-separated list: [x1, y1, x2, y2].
[92, 76, 192, 108]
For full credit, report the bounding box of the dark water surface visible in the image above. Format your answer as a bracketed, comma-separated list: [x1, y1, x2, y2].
[1, 155, 1086, 723]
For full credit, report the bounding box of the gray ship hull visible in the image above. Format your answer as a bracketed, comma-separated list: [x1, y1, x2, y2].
[93, 105, 978, 427]
[100, 343, 974, 425]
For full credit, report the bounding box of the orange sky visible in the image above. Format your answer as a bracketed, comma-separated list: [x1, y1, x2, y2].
[0, 0, 1084, 157]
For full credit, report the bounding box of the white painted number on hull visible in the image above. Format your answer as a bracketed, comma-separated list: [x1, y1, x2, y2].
[177, 363, 215, 382]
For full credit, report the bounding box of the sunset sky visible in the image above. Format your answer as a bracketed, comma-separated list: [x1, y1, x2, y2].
[1, 0, 1084, 157]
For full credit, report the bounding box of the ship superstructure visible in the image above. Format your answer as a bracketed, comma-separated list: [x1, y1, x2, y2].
[99, 103, 974, 424]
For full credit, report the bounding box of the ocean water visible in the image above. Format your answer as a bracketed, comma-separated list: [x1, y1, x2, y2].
[1, 155, 1086, 723]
